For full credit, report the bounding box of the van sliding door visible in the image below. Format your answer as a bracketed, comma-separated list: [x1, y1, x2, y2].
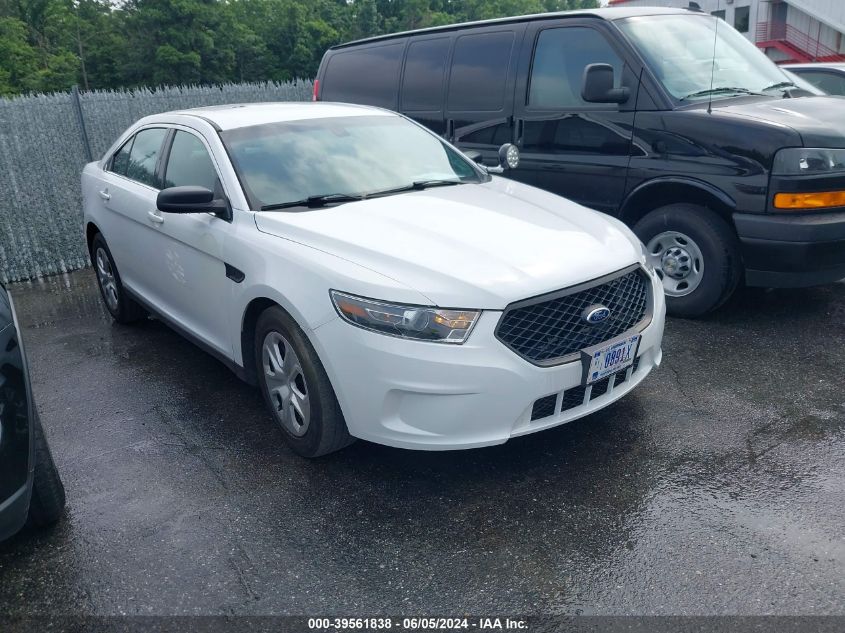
[446, 25, 525, 172]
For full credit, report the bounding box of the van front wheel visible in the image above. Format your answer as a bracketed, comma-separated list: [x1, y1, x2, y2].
[634, 204, 742, 318]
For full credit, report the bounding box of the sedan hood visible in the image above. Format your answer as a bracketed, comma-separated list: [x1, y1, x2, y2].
[254, 178, 640, 309]
[714, 96, 845, 147]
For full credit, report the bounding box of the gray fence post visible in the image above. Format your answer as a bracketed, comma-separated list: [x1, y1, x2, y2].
[71, 84, 93, 162]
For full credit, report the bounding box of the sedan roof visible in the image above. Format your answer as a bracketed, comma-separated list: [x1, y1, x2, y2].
[164, 102, 390, 131]
[783, 63, 845, 71]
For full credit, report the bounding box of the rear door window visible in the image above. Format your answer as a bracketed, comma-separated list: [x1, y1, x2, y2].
[163, 131, 219, 191]
[321, 43, 405, 109]
[126, 128, 168, 188]
[528, 27, 623, 109]
[402, 37, 450, 111]
[448, 31, 515, 112]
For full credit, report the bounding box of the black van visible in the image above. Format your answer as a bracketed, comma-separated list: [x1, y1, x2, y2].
[315, 7, 845, 317]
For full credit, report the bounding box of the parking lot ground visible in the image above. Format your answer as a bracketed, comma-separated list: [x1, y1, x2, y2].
[0, 268, 843, 616]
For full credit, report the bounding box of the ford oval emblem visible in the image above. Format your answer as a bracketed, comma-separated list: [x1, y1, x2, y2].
[583, 305, 611, 325]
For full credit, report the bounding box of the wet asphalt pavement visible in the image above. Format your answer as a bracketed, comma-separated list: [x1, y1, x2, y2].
[0, 269, 843, 616]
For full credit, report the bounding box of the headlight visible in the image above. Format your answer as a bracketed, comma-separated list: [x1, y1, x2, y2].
[772, 148, 845, 175]
[330, 291, 481, 344]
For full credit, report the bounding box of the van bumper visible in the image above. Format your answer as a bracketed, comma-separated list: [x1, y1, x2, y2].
[733, 210, 845, 288]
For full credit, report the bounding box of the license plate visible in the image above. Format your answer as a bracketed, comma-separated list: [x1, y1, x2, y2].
[581, 333, 640, 385]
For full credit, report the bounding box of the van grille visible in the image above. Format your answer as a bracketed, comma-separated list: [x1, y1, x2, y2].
[495, 267, 650, 365]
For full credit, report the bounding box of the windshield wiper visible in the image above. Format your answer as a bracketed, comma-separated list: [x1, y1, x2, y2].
[681, 87, 761, 101]
[260, 193, 363, 211]
[368, 179, 464, 198]
[259, 180, 464, 210]
[763, 81, 796, 92]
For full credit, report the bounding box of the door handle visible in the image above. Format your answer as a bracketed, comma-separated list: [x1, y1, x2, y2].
[98, 190, 110, 201]
[147, 211, 164, 224]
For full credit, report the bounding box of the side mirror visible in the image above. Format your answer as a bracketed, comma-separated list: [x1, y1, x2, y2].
[486, 143, 520, 174]
[157, 186, 231, 220]
[582, 63, 630, 104]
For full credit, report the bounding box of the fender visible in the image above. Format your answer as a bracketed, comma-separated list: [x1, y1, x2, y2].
[620, 176, 737, 223]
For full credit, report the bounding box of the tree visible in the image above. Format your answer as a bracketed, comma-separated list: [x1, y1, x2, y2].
[0, 0, 601, 95]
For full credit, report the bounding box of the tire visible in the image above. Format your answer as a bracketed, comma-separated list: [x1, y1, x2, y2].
[27, 409, 66, 528]
[254, 306, 354, 458]
[91, 233, 146, 323]
[634, 204, 742, 318]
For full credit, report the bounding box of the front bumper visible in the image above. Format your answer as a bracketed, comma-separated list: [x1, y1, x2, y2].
[734, 210, 845, 288]
[312, 269, 665, 450]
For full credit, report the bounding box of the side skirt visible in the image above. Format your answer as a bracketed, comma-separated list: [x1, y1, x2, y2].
[124, 288, 256, 386]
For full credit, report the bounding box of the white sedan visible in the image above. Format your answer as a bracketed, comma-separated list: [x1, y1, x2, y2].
[81, 103, 665, 457]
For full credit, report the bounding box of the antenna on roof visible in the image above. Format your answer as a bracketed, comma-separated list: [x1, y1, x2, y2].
[688, 2, 703, 12]
[707, 0, 720, 114]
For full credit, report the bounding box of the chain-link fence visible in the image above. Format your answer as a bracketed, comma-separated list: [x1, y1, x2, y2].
[0, 81, 313, 282]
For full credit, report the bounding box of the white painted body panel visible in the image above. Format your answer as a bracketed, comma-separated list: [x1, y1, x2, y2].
[81, 103, 665, 450]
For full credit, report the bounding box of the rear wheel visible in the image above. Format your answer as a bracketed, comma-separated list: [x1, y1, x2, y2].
[91, 233, 146, 323]
[27, 410, 66, 528]
[634, 204, 742, 318]
[255, 306, 354, 458]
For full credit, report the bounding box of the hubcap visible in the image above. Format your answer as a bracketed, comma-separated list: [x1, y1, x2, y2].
[261, 331, 310, 437]
[95, 247, 119, 311]
[645, 231, 704, 297]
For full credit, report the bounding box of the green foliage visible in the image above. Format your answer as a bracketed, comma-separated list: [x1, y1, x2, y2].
[0, 0, 600, 96]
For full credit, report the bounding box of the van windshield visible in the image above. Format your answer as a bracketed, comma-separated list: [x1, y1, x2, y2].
[618, 14, 791, 102]
[221, 115, 483, 211]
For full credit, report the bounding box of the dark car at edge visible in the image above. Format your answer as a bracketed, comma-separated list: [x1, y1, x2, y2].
[0, 284, 65, 543]
[315, 6, 845, 317]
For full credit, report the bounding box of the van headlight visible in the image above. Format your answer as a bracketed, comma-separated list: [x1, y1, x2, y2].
[330, 291, 481, 344]
[772, 148, 845, 175]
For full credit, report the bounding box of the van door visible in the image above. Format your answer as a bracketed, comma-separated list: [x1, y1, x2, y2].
[400, 35, 451, 136]
[445, 24, 526, 175]
[513, 20, 639, 214]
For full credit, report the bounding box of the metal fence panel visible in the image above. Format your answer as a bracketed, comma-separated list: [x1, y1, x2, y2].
[0, 81, 313, 283]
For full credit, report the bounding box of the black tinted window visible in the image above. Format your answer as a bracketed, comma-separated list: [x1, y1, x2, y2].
[164, 131, 218, 191]
[448, 31, 515, 112]
[321, 44, 404, 109]
[795, 70, 845, 95]
[528, 27, 622, 109]
[126, 128, 167, 188]
[402, 37, 450, 111]
[110, 138, 133, 176]
[734, 6, 750, 33]
[459, 122, 511, 146]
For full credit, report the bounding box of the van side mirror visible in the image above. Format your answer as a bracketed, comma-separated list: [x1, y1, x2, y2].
[157, 186, 231, 220]
[582, 63, 630, 104]
[485, 144, 520, 174]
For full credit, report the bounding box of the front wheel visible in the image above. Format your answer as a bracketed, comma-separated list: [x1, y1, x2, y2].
[634, 204, 742, 318]
[255, 306, 354, 458]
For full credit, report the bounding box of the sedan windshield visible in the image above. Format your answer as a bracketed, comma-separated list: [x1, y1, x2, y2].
[221, 115, 483, 210]
[618, 15, 791, 102]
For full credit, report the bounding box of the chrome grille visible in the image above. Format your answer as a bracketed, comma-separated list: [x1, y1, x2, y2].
[495, 267, 650, 365]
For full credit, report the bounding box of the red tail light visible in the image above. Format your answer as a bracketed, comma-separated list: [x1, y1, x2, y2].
[312, 79, 320, 102]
